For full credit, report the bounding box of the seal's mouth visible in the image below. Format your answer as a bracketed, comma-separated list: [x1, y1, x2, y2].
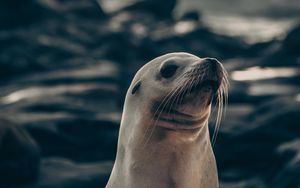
[154, 88, 214, 129]
[153, 108, 209, 130]
[188, 79, 219, 94]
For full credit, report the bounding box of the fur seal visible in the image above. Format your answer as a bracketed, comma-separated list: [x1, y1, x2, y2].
[106, 52, 228, 188]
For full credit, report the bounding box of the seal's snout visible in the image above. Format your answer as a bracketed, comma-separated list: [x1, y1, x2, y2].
[202, 58, 222, 73]
[203, 58, 219, 72]
[200, 57, 224, 85]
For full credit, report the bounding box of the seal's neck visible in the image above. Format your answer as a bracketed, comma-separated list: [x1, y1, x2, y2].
[106, 122, 218, 188]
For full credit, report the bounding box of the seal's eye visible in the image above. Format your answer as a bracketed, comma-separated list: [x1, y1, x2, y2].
[131, 81, 141, 95]
[160, 64, 178, 79]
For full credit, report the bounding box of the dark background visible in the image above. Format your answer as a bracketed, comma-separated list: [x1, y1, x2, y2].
[0, 0, 300, 187]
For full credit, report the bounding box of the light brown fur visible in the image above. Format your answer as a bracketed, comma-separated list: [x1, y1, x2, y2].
[106, 52, 228, 188]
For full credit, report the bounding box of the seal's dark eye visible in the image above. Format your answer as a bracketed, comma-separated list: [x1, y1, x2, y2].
[131, 81, 141, 95]
[160, 64, 178, 79]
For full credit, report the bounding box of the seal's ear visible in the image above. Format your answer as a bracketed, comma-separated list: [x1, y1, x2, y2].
[131, 80, 141, 95]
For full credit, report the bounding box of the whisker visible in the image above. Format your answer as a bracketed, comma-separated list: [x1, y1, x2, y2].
[211, 67, 229, 146]
[141, 74, 187, 148]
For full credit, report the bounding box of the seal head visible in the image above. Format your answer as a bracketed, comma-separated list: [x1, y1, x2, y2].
[106, 52, 228, 188]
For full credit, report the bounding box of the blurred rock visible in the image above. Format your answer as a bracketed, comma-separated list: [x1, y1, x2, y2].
[283, 23, 300, 55]
[261, 23, 300, 67]
[156, 27, 248, 59]
[24, 118, 119, 162]
[216, 97, 300, 186]
[0, 0, 49, 29]
[0, 119, 40, 186]
[120, 0, 177, 19]
[270, 139, 300, 188]
[38, 0, 106, 20]
[180, 10, 201, 22]
[20, 158, 112, 188]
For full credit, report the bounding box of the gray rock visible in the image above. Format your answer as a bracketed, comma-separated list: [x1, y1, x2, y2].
[0, 119, 41, 186]
[21, 158, 112, 188]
